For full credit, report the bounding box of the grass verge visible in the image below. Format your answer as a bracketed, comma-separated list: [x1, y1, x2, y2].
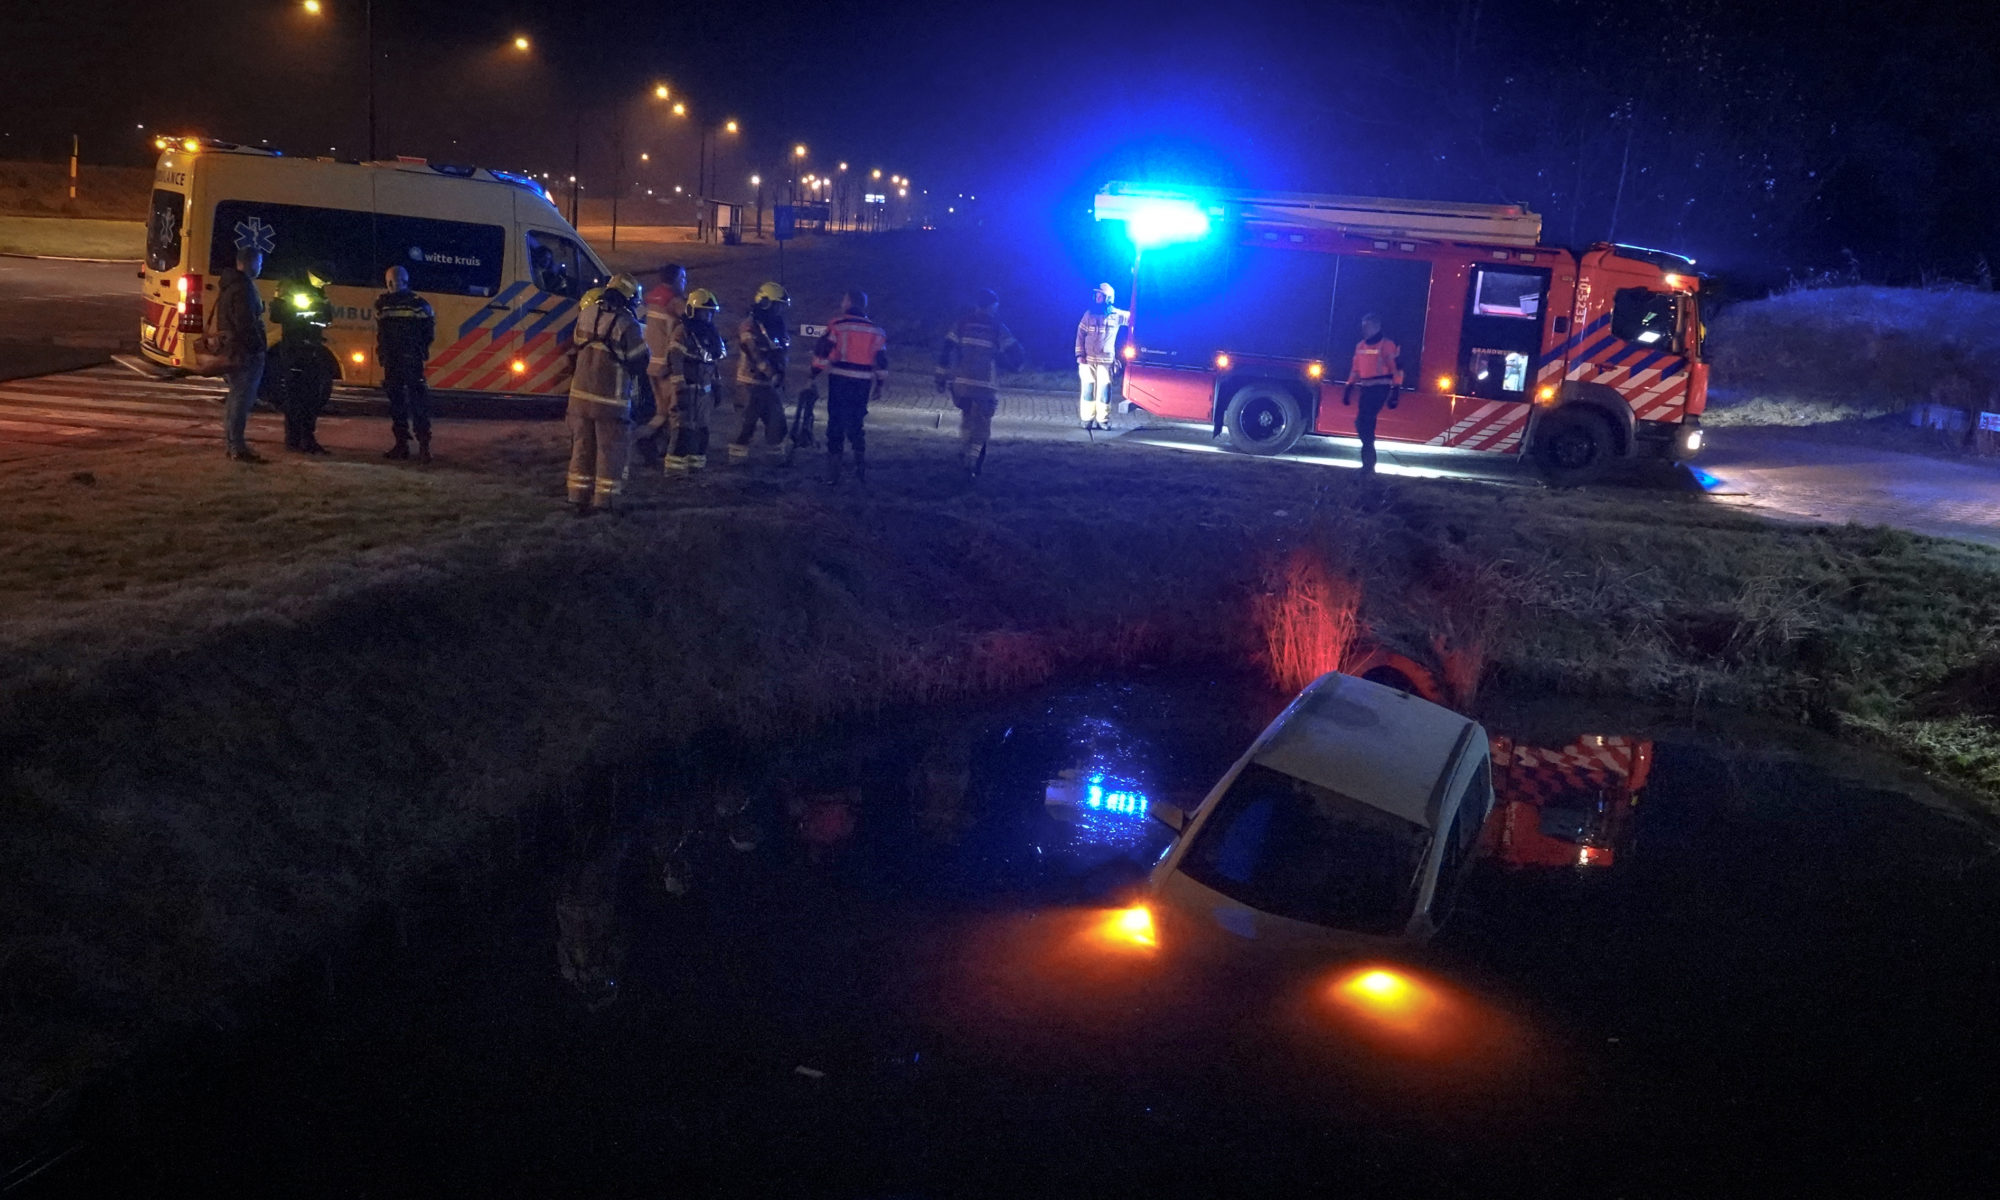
[3, 410, 1999, 1132]
[0, 216, 145, 260]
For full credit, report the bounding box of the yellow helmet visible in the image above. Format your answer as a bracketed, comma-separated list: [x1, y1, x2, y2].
[754, 281, 790, 306]
[606, 274, 642, 303]
[686, 287, 721, 313]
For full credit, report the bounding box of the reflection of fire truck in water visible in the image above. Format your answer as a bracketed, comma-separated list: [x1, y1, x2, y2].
[1093, 183, 1707, 484]
[1482, 734, 1652, 869]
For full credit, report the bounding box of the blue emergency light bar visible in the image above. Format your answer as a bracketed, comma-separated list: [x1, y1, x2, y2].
[1094, 187, 1221, 248]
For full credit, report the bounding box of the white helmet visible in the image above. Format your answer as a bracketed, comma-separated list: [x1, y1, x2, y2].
[1094, 282, 1116, 303]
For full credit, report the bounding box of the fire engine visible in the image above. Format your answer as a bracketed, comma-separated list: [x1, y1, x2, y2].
[1483, 733, 1651, 868]
[1094, 183, 1707, 483]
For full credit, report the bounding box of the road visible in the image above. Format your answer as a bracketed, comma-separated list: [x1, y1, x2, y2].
[1, 255, 1993, 547]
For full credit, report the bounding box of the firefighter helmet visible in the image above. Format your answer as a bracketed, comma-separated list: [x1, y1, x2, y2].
[754, 281, 790, 307]
[686, 287, 721, 313]
[607, 274, 642, 303]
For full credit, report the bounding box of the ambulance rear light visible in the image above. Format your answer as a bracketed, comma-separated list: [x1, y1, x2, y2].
[176, 274, 204, 333]
[350, 350, 367, 365]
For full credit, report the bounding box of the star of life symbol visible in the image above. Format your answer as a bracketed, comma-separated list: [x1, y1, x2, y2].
[151, 206, 179, 248]
[233, 216, 276, 254]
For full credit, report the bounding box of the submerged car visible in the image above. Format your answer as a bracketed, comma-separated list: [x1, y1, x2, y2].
[1146, 672, 1493, 949]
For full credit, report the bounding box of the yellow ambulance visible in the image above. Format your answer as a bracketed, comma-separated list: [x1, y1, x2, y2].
[140, 138, 609, 397]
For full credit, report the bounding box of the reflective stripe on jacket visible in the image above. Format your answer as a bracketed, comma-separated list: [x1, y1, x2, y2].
[1074, 304, 1128, 365]
[644, 288, 684, 377]
[569, 303, 648, 409]
[812, 314, 888, 382]
[1349, 336, 1402, 386]
[939, 311, 1021, 387]
[736, 312, 789, 385]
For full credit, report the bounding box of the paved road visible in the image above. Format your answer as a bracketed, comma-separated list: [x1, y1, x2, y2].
[0, 256, 139, 380]
[1700, 426, 2000, 548]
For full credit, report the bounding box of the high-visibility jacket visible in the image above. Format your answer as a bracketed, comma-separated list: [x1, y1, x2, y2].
[812, 313, 888, 382]
[274, 277, 331, 347]
[373, 288, 435, 369]
[1349, 335, 1403, 387]
[938, 309, 1023, 387]
[644, 287, 684, 377]
[669, 316, 727, 393]
[736, 309, 789, 385]
[1074, 303, 1129, 365]
[569, 301, 648, 410]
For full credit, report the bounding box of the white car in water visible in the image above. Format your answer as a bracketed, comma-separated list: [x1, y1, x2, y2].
[1146, 671, 1493, 949]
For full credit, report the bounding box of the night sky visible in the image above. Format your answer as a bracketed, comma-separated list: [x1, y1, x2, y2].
[5, 0, 1999, 283]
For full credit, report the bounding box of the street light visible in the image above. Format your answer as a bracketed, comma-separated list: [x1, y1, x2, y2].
[725, 119, 738, 134]
[639, 152, 649, 162]
[671, 101, 686, 116]
[655, 84, 670, 100]
[871, 168, 882, 180]
[512, 35, 529, 51]
[302, 0, 321, 13]
[794, 145, 807, 158]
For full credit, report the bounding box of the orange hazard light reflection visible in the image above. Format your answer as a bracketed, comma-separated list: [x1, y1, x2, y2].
[1099, 904, 1157, 949]
[511, 359, 528, 374]
[1328, 964, 1443, 1038]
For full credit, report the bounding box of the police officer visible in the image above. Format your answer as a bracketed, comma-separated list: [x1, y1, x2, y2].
[664, 288, 727, 472]
[936, 288, 1023, 478]
[1340, 312, 1404, 475]
[1074, 281, 1128, 430]
[810, 290, 889, 485]
[273, 262, 334, 455]
[374, 266, 436, 463]
[728, 282, 791, 462]
[566, 273, 648, 514]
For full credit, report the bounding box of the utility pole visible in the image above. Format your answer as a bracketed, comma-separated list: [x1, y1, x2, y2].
[67, 134, 78, 202]
[365, 0, 377, 160]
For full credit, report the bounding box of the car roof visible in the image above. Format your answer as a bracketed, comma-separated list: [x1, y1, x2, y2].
[1249, 672, 1475, 830]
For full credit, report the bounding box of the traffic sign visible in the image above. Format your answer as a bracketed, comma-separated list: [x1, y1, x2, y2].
[773, 205, 796, 241]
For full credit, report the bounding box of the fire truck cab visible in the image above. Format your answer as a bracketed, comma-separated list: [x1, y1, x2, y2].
[1095, 183, 1707, 483]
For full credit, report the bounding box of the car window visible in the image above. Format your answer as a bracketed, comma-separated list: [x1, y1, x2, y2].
[524, 230, 602, 299]
[209, 200, 375, 286]
[1428, 759, 1492, 925]
[1178, 761, 1431, 935]
[378, 213, 505, 297]
[147, 189, 184, 272]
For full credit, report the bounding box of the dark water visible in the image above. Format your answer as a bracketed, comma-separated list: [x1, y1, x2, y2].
[13, 674, 2000, 1198]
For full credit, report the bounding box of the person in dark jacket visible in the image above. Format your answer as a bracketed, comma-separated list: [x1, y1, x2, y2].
[272, 263, 334, 454]
[936, 288, 1023, 478]
[215, 247, 268, 462]
[374, 265, 437, 463]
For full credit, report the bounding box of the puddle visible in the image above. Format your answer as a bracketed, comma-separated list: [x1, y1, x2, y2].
[15, 673, 2000, 1197]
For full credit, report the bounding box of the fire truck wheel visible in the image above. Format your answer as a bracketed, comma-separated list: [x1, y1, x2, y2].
[1534, 406, 1615, 486]
[1224, 385, 1308, 456]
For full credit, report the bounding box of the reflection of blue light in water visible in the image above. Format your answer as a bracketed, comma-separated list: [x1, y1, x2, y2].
[1084, 774, 1151, 818]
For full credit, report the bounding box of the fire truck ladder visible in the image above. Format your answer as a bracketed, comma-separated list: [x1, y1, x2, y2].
[1099, 182, 1544, 247]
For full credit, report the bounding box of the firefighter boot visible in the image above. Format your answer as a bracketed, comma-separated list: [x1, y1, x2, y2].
[727, 443, 751, 462]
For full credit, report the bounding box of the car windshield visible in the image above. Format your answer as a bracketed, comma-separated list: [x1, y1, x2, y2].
[1178, 761, 1431, 935]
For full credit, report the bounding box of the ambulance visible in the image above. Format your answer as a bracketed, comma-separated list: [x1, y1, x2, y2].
[1095, 182, 1708, 484]
[141, 138, 609, 397]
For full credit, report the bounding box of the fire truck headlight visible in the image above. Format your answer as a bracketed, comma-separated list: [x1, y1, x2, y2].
[1125, 199, 1211, 248]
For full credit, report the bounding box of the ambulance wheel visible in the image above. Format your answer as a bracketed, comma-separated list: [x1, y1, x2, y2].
[1224, 386, 1308, 456]
[1534, 407, 1615, 486]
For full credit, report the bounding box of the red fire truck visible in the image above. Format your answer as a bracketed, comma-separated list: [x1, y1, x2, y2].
[1094, 183, 1708, 483]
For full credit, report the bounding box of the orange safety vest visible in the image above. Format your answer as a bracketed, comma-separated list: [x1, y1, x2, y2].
[815, 314, 889, 381]
[1350, 336, 1403, 386]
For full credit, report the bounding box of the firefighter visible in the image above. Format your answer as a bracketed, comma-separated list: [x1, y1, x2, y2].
[664, 288, 728, 472]
[729, 282, 791, 462]
[565, 273, 649, 514]
[1340, 312, 1404, 475]
[637, 262, 687, 461]
[1074, 281, 1128, 430]
[272, 262, 334, 455]
[374, 265, 437, 463]
[809, 290, 889, 486]
[936, 288, 1023, 478]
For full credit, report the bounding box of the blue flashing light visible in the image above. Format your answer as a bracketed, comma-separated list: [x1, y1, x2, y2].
[1125, 199, 1211, 248]
[1083, 774, 1151, 818]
